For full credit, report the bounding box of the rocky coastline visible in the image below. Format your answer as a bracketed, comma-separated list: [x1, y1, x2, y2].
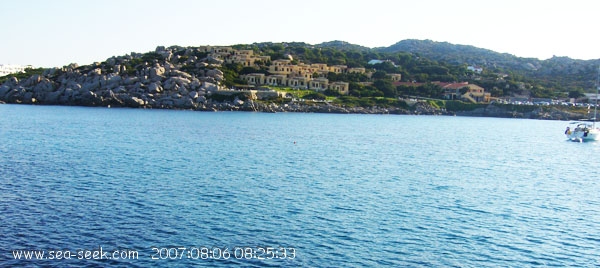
[0, 46, 588, 121]
[0, 91, 586, 121]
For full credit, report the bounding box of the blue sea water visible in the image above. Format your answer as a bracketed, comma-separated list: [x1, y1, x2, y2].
[1, 104, 600, 267]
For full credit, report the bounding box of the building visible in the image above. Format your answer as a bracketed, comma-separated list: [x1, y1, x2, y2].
[368, 59, 396, 66]
[241, 73, 266, 85]
[467, 65, 483, 73]
[393, 81, 490, 103]
[243, 59, 353, 95]
[195, 46, 271, 67]
[287, 77, 310, 89]
[329, 82, 349, 95]
[309, 77, 329, 91]
[442, 82, 490, 103]
[0, 64, 33, 76]
[232, 50, 380, 96]
[347, 67, 366, 74]
[368, 59, 385, 65]
[265, 75, 287, 86]
[268, 60, 293, 75]
[388, 73, 402, 82]
[328, 65, 347, 74]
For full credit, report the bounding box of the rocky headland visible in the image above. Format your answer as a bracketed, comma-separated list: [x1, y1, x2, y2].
[0, 46, 226, 110]
[0, 46, 589, 120]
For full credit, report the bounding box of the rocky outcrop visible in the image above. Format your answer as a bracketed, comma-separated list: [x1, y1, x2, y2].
[456, 105, 520, 118]
[0, 45, 590, 120]
[455, 104, 583, 120]
[528, 107, 582, 120]
[0, 46, 226, 109]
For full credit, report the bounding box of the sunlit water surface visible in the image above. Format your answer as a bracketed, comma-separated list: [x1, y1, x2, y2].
[1, 104, 599, 267]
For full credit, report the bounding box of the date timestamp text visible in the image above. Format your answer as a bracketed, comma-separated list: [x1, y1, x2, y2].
[151, 246, 296, 260]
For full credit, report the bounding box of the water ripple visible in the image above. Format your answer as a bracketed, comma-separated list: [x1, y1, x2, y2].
[1, 106, 600, 267]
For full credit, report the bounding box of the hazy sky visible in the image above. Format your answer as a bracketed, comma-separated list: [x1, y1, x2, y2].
[2, 0, 599, 67]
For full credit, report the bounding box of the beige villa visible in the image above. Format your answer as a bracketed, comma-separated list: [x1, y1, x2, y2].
[241, 58, 355, 95]
[442, 82, 491, 103]
[198, 46, 414, 96]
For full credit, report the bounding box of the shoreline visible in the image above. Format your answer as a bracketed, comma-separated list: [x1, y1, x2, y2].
[0, 100, 586, 121]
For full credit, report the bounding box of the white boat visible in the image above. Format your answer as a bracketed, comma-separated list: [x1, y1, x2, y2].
[565, 66, 600, 142]
[565, 121, 600, 142]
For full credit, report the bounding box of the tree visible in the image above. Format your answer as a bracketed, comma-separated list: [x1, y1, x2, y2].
[327, 72, 340, 81]
[372, 61, 398, 73]
[323, 89, 341, 96]
[373, 80, 396, 97]
[240, 66, 262, 75]
[304, 92, 327, 100]
[568, 89, 586, 99]
[530, 86, 554, 98]
[371, 71, 387, 80]
[489, 87, 504, 97]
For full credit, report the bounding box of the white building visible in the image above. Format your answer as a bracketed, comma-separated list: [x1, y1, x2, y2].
[467, 65, 483, 73]
[0, 64, 33, 76]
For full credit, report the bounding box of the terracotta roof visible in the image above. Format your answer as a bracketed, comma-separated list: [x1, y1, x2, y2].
[441, 82, 469, 89]
[393, 81, 424, 87]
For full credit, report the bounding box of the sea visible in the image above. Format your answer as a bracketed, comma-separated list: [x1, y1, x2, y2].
[1, 104, 599, 267]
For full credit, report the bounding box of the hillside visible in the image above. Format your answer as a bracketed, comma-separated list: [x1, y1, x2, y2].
[376, 39, 541, 71]
[315, 40, 372, 52]
[376, 39, 600, 91]
[0, 40, 597, 120]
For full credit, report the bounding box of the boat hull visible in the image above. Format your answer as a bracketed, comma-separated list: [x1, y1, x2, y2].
[566, 128, 600, 142]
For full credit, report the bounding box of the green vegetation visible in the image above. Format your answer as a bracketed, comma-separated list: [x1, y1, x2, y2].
[0, 67, 45, 84]
[333, 96, 409, 108]
[241, 42, 556, 101]
[193, 42, 599, 112]
[568, 89, 586, 99]
[417, 100, 484, 112]
[3, 41, 597, 116]
[303, 92, 327, 100]
[274, 88, 315, 99]
[223, 42, 600, 116]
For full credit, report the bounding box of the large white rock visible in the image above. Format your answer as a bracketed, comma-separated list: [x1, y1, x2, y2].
[22, 75, 42, 87]
[148, 82, 163, 94]
[200, 82, 218, 92]
[32, 79, 55, 93]
[149, 66, 165, 80]
[89, 68, 102, 76]
[190, 79, 201, 90]
[123, 96, 145, 107]
[0, 85, 11, 98]
[163, 77, 191, 91]
[80, 90, 98, 101]
[106, 74, 122, 86]
[206, 69, 224, 77]
[164, 62, 175, 72]
[123, 77, 139, 85]
[174, 96, 194, 109]
[169, 70, 192, 79]
[44, 89, 63, 103]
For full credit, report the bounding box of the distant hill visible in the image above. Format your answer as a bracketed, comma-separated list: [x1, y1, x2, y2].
[376, 39, 542, 71]
[316, 40, 371, 52]
[375, 39, 600, 91]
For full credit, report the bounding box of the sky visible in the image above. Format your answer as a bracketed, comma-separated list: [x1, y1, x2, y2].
[2, 0, 599, 68]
